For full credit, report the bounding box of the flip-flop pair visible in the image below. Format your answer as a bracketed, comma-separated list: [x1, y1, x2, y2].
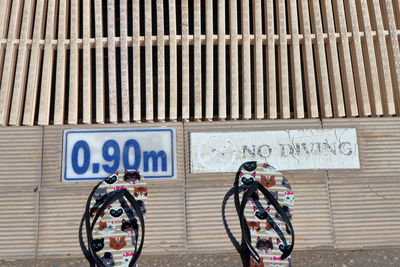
[80, 162, 293, 267]
[223, 161, 295, 267]
[79, 170, 147, 267]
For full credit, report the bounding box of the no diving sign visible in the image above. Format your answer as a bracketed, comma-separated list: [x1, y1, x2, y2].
[62, 128, 176, 182]
[190, 128, 360, 173]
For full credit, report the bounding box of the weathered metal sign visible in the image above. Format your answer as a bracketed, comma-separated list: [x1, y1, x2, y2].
[62, 128, 176, 182]
[190, 128, 360, 173]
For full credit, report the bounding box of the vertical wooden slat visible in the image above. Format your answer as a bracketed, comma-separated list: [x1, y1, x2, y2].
[145, 0, 153, 121]
[288, 0, 304, 119]
[53, 0, 68, 125]
[9, 0, 35, 125]
[82, 0, 92, 124]
[68, 0, 79, 124]
[107, 0, 118, 123]
[0, 0, 12, 81]
[169, 1, 177, 121]
[38, 0, 58, 125]
[253, 0, 263, 119]
[132, 0, 141, 122]
[156, 0, 165, 121]
[0, 0, 11, 37]
[218, 0, 227, 120]
[95, 0, 105, 123]
[309, 0, 332, 118]
[23, 0, 45, 125]
[241, 0, 251, 119]
[278, 0, 289, 119]
[265, 0, 277, 119]
[343, 0, 371, 117]
[357, 0, 383, 116]
[382, 0, 400, 115]
[394, 0, 400, 27]
[0, 0, 22, 125]
[298, 0, 318, 118]
[205, 0, 214, 120]
[120, 0, 130, 122]
[182, 0, 190, 121]
[194, 0, 202, 120]
[229, 0, 239, 120]
[0, 0, 12, 38]
[370, 0, 396, 116]
[332, 0, 360, 117]
[321, 0, 345, 118]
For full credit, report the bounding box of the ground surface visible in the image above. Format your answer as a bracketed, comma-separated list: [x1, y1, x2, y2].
[0, 249, 399, 267]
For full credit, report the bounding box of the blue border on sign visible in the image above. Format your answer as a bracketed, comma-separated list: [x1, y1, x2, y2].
[63, 128, 175, 181]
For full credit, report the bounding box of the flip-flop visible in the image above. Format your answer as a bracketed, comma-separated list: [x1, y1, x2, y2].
[79, 170, 147, 267]
[223, 161, 295, 267]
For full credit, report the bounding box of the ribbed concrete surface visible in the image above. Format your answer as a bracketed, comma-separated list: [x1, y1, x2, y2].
[323, 118, 400, 249]
[0, 191, 37, 258]
[1, 118, 400, 260]
[0, 127, 41, 258]
[0, 126, 42, 188]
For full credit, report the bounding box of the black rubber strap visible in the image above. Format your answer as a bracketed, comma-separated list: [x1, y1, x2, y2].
[221, 187, 250, 253]
[88, 189, 145, 267]
[233, 163, 253, 267]
[233, 166, 243, 216]
[239, 183, 287, 261]
[82, 185, 122, 264]
[257, 182, 295, 260]
[79, 182, 102, 267]
[238, 182, 262, 263]
[79, 213, 94, 266]
[89, 189, 127, 266]
[238, 181, 295, 261]
[249, 191, 288, 247]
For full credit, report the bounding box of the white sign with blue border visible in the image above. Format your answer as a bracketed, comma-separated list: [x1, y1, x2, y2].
[62, 128, 176, 182]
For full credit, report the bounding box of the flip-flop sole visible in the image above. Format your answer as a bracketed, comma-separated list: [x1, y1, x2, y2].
[239, 163, 294, 267]
[90, 170, 147, 266]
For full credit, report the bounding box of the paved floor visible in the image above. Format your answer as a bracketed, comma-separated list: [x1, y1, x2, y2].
[0, 249, 399, 267]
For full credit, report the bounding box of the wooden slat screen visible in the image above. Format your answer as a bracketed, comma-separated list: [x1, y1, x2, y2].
[0, 0, 399, 126]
